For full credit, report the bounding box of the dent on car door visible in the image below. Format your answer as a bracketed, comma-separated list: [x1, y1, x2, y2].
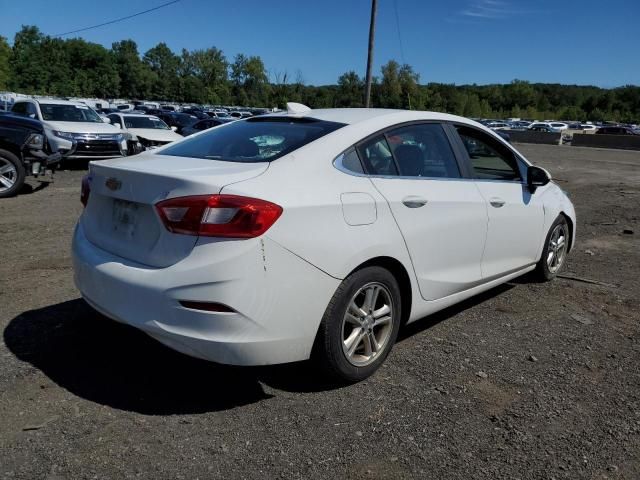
[454, 125, 545, 278]
[363, 123, 489, 301]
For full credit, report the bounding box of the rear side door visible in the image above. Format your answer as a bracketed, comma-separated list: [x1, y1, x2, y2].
[452, 125, 545, 279]
[362, 122, 488, 301]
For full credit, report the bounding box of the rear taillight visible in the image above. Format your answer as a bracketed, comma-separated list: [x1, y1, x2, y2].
[155, 194, 283, 238]
[80, 174, 91, 207]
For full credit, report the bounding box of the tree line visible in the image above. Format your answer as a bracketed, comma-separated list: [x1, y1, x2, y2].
[1, 26, 639, 122]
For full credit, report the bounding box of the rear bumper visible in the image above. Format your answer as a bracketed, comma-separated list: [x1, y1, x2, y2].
[72, 222, 339, 365]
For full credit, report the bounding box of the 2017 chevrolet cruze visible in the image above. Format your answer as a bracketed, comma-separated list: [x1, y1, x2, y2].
[72, 104, 576, 382]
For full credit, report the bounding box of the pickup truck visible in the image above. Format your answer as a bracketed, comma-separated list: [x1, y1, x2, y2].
[0, 114, 62, 197]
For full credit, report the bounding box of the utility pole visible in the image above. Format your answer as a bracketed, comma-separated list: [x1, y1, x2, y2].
[364, 0, 377, 108]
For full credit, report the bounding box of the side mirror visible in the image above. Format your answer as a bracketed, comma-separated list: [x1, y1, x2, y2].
[527, 165, 551, 192]
[113, 123, 121, 129]
[103, 117, 111, 123]
[171, 126, 178, 132]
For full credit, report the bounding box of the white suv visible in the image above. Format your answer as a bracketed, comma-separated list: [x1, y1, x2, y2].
[11, 99, 128, 160]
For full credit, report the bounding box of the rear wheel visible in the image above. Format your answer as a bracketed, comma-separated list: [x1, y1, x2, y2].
[0, 150, 25, 198]
[314, 266, 402, 383]
[534, 216, 569, 281]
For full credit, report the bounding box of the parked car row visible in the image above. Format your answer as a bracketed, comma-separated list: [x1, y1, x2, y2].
[476, 118, 639, 135]
[1, 97, 268, 196]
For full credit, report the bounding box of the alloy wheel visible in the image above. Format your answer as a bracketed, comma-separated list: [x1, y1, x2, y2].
[0, 158, 17, 193]
[341, 282, 394, 367]
[546, 223, 567, 273]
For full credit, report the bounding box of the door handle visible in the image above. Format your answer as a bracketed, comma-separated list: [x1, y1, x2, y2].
[402, 196, 428, 208]
[489, 198, 506, 208]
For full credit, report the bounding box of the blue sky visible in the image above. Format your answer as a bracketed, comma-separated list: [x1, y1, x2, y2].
[1, 0, 638, 87]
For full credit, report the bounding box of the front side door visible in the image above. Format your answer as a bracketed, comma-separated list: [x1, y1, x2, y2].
[453, 125, 545, 279]
[361, 123, 489, 301]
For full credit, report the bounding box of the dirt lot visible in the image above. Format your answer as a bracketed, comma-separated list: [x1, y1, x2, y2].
[1, 144, 639, 480]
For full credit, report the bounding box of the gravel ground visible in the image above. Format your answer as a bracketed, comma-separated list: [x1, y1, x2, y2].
[1, 144, 639, 480]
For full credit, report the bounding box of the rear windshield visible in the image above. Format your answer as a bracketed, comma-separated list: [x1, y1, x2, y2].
[159, 117, 345, 162]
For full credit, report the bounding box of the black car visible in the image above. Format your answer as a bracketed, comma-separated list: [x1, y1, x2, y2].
[596, 126, 639, 135]
[0, 114, 63, 197]
[180, 118, 234, 136]
[182, 109, 210, 120]
[495, 129, 511, 143]
[155, 112, 198, 135]
[530, 125, 557, 133]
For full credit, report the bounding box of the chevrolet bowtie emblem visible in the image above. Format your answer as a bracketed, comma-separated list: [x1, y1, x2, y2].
[105, 177, 122, 191]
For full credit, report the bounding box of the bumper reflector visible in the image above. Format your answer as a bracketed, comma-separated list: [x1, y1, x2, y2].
[179, 301, 236, 313]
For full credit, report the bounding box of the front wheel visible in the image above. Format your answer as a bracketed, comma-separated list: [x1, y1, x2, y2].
[534, 216, 570, 281]
[0, 149, 26, 198]
[313, 266, 402, 383]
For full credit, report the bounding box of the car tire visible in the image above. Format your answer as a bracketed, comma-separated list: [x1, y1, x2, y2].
[534, 215, 570, 281]
[0, 149, 26, 198]
[313, 266, 402, 383]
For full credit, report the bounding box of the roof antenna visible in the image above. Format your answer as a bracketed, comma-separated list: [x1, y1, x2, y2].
[286, 102, 311, 114]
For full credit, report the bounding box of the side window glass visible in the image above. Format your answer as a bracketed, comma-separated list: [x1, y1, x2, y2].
[385, 123, 460, 178]
[336, 147, 364, 174]
[456, 126, 522, 181]
[25, 103, 37, 117]
[357, 135, 398, 176]
[11, 103, 26, 115]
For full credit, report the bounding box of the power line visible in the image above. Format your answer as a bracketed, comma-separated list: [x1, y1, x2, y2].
[393, 0, 406, 65]
[52, 0, 181, 37]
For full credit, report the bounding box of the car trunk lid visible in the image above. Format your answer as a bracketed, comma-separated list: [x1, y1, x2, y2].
[81, 154, 268, 267]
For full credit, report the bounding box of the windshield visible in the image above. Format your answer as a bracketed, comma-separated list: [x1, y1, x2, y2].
[123, 116, 170, 130]
[172, 114, 197, 127]
[160, 117, 345, 163]
[40, 104, 103, 123]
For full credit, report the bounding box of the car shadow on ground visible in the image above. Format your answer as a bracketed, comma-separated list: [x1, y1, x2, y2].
[19, 180, 51, 195]
[4, 285, 513, 415]
[397, 283, 513, 342]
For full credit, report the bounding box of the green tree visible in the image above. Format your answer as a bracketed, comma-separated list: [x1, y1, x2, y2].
[9, 26, 48, 93]
[189, 47, 229, 103]
[143, 43, 181, 100]
[398, 64, 421, 109]
[64, 38, 119, 97]
[378, 60, 402, 108]
[464, 94, 482, 117]
[336, 71, 363, 107]
[0, 36, 10, 90]
[2, 25, 640, 119]
[230, 54, 269, 106]
[505, 80, 535, 109]
[112, 40, 154, 99]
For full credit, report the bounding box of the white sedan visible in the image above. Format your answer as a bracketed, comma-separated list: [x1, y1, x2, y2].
[107, 113, 183, 150]
[72, 104, 576, 382]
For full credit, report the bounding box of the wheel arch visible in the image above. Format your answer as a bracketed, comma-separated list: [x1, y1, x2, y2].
[0, 142, 23, 160]
[560, 211, 574, 252]
[346, 256, 413, 326]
